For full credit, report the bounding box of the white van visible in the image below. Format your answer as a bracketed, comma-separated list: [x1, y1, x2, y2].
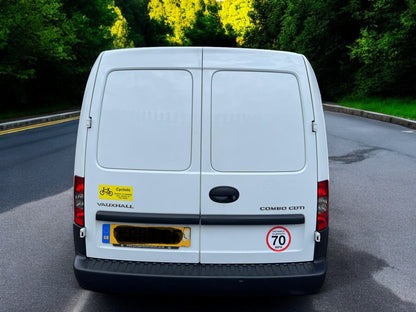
[73, 47, 329, 295]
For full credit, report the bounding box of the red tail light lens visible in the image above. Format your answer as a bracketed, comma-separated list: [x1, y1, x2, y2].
[74, 176, 85, 227]
[317, 180, 329, 231]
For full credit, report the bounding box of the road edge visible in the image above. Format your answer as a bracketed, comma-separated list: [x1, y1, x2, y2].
[1, 104, 415, 131]
[323, 103, 416, 130]
[0, 111, 80, 131]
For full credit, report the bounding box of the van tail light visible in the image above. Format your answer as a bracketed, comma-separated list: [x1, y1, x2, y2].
[74, 176, 85, 227]
[317, 180, 329, 231]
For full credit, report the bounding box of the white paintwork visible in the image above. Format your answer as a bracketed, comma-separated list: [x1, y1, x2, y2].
[200, 48, 317, 263]
[201, 224, 309, 264]
[74, 47, 329, 264]
[210, 70, 305, 172]
[74, 54, 102, 177]
[97, 69, 193, 171]
[303, 57, 329, 182]
[82, 48, 202, 263]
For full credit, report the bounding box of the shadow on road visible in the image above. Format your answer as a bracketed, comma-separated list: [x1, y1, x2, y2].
[79, 232, 415, 312]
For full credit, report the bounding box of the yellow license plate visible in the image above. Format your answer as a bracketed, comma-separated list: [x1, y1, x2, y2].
[102, 224, 191, 248]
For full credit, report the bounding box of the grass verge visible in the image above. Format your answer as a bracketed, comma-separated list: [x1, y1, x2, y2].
[337, 97, 416, 121]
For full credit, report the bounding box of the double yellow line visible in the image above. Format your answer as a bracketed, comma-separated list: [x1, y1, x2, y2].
[0, 116, 80, 136]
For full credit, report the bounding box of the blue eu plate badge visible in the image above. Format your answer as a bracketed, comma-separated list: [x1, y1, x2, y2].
[102, 224, 110, 243]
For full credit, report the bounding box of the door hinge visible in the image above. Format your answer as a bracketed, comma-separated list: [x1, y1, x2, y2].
[86, 117, 92, 128]
[312, 121, 318, 132]
[80, 227, 86, 238]
[314, 231, 321, 243]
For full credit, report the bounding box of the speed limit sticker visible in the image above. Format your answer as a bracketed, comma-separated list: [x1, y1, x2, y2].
[266, 226, 291, 252]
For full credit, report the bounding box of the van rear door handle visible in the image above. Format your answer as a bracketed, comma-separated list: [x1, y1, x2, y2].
[209, 186, 239, 203]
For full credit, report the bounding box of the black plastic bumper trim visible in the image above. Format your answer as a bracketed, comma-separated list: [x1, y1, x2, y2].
[74, 256, 326, 295]
[96, 211, 304, 226]
[73, 223, 86, 256]
[314, 227, 329, 260]
[201, 214, 304, 225]
[96, 211, 200, 224]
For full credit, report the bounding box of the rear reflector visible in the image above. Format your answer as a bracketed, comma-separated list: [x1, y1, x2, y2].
[74, 176, 85, 227]
[317, 180, 329, 231]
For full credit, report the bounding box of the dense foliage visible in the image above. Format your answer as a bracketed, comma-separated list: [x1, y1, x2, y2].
[244, 0, 416, 99]
[0, 0, 125, 112]
[349, 0, 416, 97]
[1, 0, 415, 115]
[218, 0, 254, 45]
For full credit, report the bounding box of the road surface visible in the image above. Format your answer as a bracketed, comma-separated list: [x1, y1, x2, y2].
[0, 112, 415, 311]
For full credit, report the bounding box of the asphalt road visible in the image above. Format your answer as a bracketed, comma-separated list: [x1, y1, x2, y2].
[0, 120, 77, 213]
[0, 112, 415, 311]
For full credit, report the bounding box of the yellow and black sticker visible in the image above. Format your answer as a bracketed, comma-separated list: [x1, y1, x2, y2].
[99, 185, 133, 201]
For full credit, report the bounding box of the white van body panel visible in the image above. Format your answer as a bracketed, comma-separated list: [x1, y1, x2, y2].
[83, 48, 202, 263]
[75, 47, 328, 266]
[209, 70, 305, 172]
[200, 49, 317, 263]
[74, 54, 102, 176]
[97, 69, 194, 171]
[303, 57, 329, 182]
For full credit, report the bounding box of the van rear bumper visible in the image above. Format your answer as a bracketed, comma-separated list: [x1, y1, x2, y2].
[74, 256, 326, 295]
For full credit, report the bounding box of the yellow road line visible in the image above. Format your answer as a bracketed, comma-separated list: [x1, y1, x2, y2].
[0, 116, 80, 136]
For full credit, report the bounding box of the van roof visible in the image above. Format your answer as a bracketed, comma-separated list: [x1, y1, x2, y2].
[98, 47, 306, 72]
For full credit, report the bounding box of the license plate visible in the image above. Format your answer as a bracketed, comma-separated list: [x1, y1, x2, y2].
[102, 224, 191, 248]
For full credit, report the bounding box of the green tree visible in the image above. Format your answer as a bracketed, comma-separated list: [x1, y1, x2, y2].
[115, 0, 169, 46]
[218, 0, 254, 46]
[279, 0, 363, 99]
[148, 0, 206, 45]
[0, 0, 121, 112]
[243, 0, 286, 49]
[349, 0, 416, 97]
[0, 0, 74, 80]
[245, 0, 363, 100]
[0, 0, 76, 109]
[148, 0, 235, 46]
[109, 5, 134, 49]
[44, 0, 118, 106]
[184, 1, 236, 46]
[61, 0, 116, 73]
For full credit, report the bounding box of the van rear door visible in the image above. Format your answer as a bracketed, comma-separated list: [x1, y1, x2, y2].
[200, 48, 318, 264]
[84, 48, 202, 263]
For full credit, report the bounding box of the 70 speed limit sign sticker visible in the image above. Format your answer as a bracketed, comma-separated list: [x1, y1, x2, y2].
[266, 226, 291, 252]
